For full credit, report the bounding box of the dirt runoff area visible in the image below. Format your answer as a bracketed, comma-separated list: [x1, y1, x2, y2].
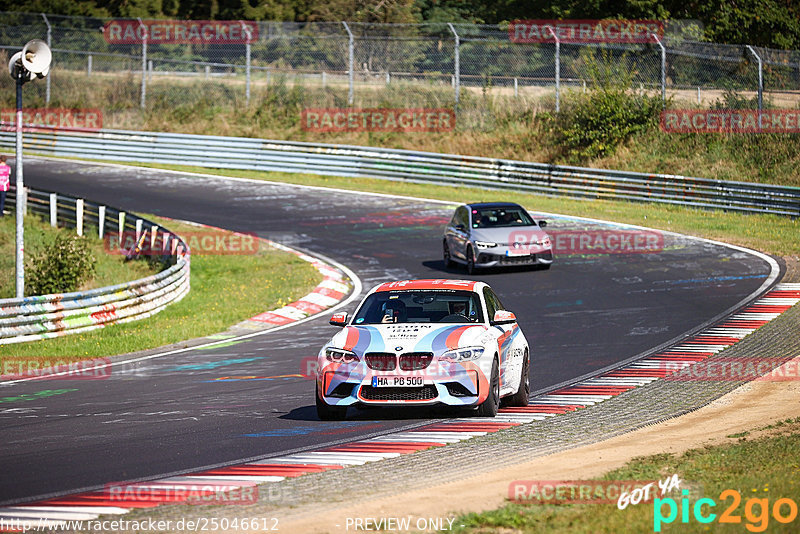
[282, 359, 800, 533]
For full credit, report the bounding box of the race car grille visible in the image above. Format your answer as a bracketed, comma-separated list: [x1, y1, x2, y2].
[399, 352, 433, 371]
[360, 385, 438, 401]
[365, 352, 397, 371]
[329, 383, 356, 398]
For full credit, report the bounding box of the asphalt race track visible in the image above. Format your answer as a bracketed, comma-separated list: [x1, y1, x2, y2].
[0, 159, 778, 504]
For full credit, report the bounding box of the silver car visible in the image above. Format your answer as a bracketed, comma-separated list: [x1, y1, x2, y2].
[443, 202, 553, 274]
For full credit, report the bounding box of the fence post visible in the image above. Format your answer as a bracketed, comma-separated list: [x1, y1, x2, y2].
[87, 54, 92, 77]
[138, 18, 147, 109]
[544, 26, 560, 113]
[322, 71, 327, 87]
[514, 77, 518, 97]
[240, 21, 252, 106]
[76, 198, 84, 237]
[342, 22, 354, 106]
[447, 23, 460, 107]
[98, 205, 105, 239]
[41, 13, 52, 104]
[746, 45, 763, 129]
[652, 33, 666, 106]
[49, 193, 57, 227]
[386, 72, 390, 85]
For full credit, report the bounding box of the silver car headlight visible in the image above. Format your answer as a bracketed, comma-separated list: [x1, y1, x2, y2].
[325, 347, 359, 363]
[441, 346, 485, 362]
[474, 241, 498, 249]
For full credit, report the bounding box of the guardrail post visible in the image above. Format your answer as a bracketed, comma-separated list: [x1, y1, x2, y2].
[138, 18, 147, 109]
[41, 13, 52, 104]
[240, 21, 253, 106]
[544, 26, 560, 113]
[118, 211, 125, 240]
[652, 33, 666, 106]
[342, 22, 354, 106]
[150, 225, 158, 250]
[135, 218, 143, 244]
[49, 193, 57, 227]
[98, 205, 106, 239]
[76, 198, 84, 236]
[447, 23, 460, 107]
[746, 46, 763, 129]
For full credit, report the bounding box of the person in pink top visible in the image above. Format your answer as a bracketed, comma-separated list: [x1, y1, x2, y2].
[0, 155, 9, 216]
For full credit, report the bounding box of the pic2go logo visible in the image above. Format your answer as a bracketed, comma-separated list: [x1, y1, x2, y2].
[654, 489, 798, 532]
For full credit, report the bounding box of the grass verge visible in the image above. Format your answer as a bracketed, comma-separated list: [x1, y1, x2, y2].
[0, 215, 322, 364]
[0, 212, 157, 298]
[453, 418, 800, 533]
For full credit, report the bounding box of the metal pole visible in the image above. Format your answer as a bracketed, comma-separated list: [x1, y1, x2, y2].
[652, 33, 666, 106]
[88, 54, 92, 77]
[342, 22, 354, 106]
[41, 13, 51, 105]
[14, 73, 24, 298]
[545, 26, 560, 113]
[447, 23, 460, 106]
[746, 46, 763, 130]
[241, 21, 252, 106]
[138, 18, 147, 109]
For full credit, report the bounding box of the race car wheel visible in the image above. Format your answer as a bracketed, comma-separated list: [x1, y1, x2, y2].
[466, 246, 477, 275]
[505, 351, 530, 407]
[316, 384, 347, 420]
[443, 240, 454, 269]
[477, 358, 500, 417]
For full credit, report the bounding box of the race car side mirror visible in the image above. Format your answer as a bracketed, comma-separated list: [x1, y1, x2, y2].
[491, 310, 517, 326]
[538, 220, 547, 227]
[329, 312, 348, 327]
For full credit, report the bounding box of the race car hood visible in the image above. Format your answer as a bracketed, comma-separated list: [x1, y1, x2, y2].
[471, 226, 549, 246]
[329, 323, 489, 355]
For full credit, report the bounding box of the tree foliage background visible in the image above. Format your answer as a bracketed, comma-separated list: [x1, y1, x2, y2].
[0, 0, 797, 49]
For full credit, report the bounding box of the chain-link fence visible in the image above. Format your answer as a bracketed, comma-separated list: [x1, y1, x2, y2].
[0, 12, 798, 129]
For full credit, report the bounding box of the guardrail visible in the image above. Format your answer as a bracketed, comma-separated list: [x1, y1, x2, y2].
[0, 186, 190, 344]
[0, 127, 798, 216]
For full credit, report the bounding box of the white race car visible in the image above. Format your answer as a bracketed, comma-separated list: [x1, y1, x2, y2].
[315, 279, 530, 420]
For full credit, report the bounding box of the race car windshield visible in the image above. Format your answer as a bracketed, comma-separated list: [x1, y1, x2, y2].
[353, 290, 484, 325]
[472, 207, 534, 228]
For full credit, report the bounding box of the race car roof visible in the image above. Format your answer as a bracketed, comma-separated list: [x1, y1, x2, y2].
[466, 201, 525, 210]
[373, 279, 479, 292]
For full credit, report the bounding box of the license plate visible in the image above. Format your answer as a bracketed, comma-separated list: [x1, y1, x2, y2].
[371, 376, 425, 388]
[506, 249, 530, 257]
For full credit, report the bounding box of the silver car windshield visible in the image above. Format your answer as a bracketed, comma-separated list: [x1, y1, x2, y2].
[471, 207, 534, 228]
[353, 290, 484, 325]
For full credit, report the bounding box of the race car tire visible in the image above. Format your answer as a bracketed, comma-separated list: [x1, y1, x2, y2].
[316, 384, 348, 420]
[505, 351, 530, 407]
[443, 240, 454, 269]
[477, 358, 500, 417]
[466, 246, 477, 275]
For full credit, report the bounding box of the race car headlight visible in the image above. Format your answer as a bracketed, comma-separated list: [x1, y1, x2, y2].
[325, 347, 359, 363]
[441, 346, 485, 362]
[474, 241, 498, 249]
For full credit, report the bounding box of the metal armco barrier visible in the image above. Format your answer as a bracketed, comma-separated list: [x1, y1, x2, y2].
[0, 186, 190, 344]
[0, 127, 798, 217]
